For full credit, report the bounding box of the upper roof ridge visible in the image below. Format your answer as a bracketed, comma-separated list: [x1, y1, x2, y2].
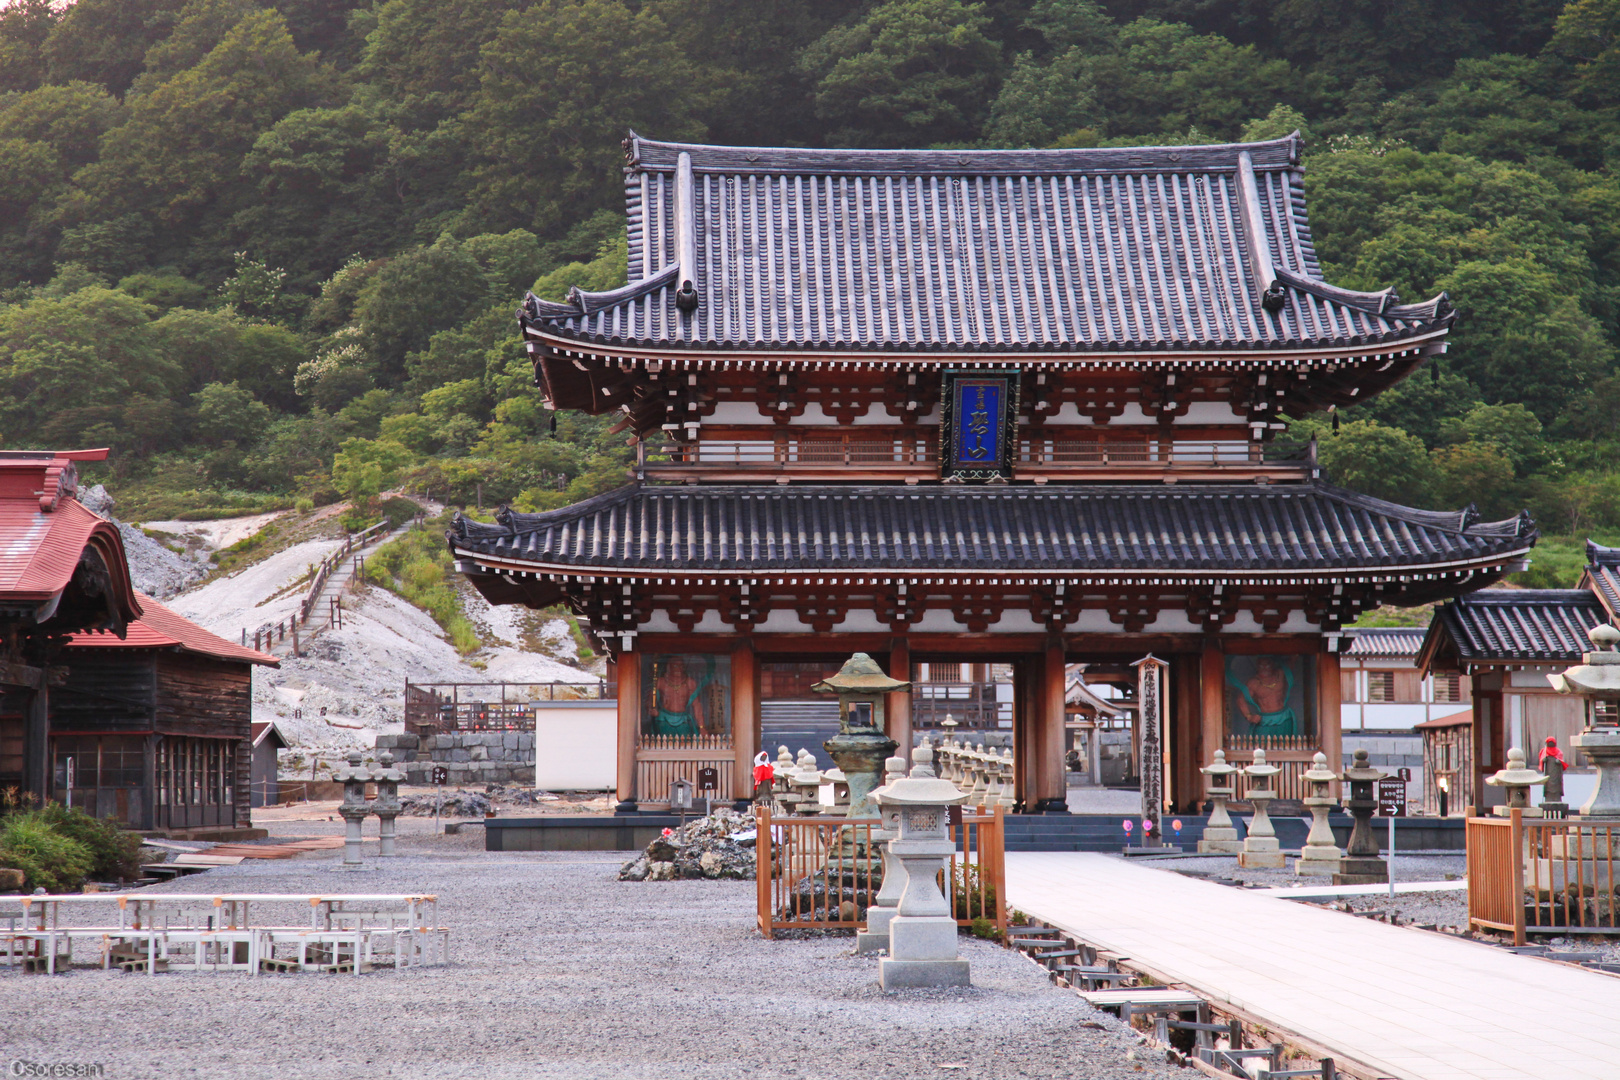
[624, 131, 1303, 176]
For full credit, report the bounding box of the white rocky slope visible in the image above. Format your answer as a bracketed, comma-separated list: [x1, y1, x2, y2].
[78, 485, 210, 599]
[133, 507, 597, 766]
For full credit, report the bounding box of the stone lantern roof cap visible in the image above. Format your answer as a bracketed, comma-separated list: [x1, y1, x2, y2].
[877, 777, 967, 806]
[1340, 747, 1388, 783]
[1201, 749, 1238, 778]
[813, 652, 911, 695]
[1486, 747, 1547, 788]
[1303, 751, 1337, 784]
[1549, 624, 1620, 699]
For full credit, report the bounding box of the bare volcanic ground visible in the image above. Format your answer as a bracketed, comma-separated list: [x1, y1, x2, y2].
[1, 819, 1179, 1080]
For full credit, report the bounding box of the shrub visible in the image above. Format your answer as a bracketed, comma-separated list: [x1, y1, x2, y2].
[0, 812, 95, 893]
[39, 805, 143, 882]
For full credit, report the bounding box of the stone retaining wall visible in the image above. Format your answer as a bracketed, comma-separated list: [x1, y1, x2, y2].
[376, 731, 535, 786]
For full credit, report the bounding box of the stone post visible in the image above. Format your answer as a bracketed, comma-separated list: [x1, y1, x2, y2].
[998, 749, 1017, 810]
[877, 742, 970, 989]
[1238, 749, 1284, 869]
[371, 751, 405, 857]
[1295, 752, 1342, 876]
[1335, 748, 1390, 885]
[333, 751, 373, 866]
[1198, 749, 1241, 854]
[857, 753, 910, 955]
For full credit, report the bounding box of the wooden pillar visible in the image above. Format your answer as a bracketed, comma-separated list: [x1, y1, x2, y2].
[1013, 658, 1034, 810]
[1200, 641, 1225, 806]
[1037, 636, 1068, 812]
[1173, 656, 1202, 813]
[614, 650, 639, 809]
[24, 685, 49, 806]
[887, 636, 912, 761]
[1318, 648, 1343, 800]
[731, 637, 756, 805]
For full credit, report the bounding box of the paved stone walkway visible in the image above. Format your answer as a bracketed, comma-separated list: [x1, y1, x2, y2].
[1006, 853, 1620, 1080]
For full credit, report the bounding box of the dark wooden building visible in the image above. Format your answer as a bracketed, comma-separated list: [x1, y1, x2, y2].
[1, 449, 141, 804]
[57, 592, 278, 834]
[451, 134, 1536, 813]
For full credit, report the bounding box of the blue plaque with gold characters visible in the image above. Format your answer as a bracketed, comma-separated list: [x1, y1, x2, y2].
[940, 370, 1019, 482]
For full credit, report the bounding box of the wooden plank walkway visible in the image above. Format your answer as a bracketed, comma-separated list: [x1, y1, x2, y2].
[1006, 853, 1620, 1080]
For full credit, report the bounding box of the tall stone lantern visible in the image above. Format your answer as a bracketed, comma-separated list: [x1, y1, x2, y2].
[1335, 748, 1389, 885]
[813, 653, 906, 818]
[876, 742, 970, 990]
[1197, 750, 1241, 854]
[372, 751, 406, 857]
[332, 751, 373, 867]
[1295, 752, 1342, 876]
[1548, 624, 1620, 817]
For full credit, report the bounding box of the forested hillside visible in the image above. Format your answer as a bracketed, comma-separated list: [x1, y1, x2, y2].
[2, 0, 1618, 579]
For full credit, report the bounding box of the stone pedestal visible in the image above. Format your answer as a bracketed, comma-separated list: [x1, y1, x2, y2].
[1238, 750, 1284, 869]
[825, 731, 897, 818]
[1295, 752, 1342, 876]
[1570, 730, 1620, 818]
[1198, 750, 1241, 854]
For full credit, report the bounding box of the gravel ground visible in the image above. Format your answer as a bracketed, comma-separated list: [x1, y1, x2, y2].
[2, 817, 1179, 1080]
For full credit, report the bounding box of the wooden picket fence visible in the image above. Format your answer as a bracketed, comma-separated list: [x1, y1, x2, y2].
[753, 805, 1006, 940]
[1467, 810, 1620, 945]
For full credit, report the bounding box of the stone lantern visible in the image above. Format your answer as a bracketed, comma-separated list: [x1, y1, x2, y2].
[876, 742, 970, 989]
[1295, 752, 1342, 876]
[790, 749, 823, 815]
[1548, 624, 1620, 817]
[372, 751, 406, 858]
[1335, 748, 1390, 885]
[997, 749, 1017, 810]
[813, 653, 906, 818]
[332, 750, 373, 866]
[1197, 749, 1241, 854]
[856, 753, 910, 956]
[1238, 749, 1283, 869]
[1486, 747, 1547, 813]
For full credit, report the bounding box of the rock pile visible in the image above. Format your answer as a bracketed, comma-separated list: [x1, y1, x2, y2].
[619, 808, 758, 881]
[399, 789, 497, 818]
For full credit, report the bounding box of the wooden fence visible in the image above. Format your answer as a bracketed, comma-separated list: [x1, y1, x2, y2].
[754, 805, 1006, 940]
[1467, 811, 1620, 945]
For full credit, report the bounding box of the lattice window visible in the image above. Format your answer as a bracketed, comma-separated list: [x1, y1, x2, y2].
[1432, 673, 1463, 703]
[1366, 672, 1396, 702]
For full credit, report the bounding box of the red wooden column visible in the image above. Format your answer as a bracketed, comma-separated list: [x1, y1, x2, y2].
[1200, 641, 1225, 804]
[1036, 636, 1068, 811]
[1318, 648, 1343, 800]
[614, 649, 639, 808]
[887, 636, 912, 762]
[732, 637, 757, 804]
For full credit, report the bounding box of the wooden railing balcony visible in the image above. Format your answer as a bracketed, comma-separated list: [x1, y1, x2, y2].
[640, 431, 1314, 483]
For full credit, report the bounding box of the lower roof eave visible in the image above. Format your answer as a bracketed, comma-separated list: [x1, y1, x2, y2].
[522, 326, 1451, 368]
[451, 547, 1533, 583]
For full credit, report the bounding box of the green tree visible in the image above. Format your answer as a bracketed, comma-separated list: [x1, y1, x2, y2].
[984, 48, 1101, 147]
[351, 235, 494, 385]
[1436, 402, 1546, 473]
[63, 7, 333, 264]
[39, 0, 187, 94]
[331, 436, 413, 504]
[1315, 419, 1435, 504]
[192, 380, 271, 446]
[466, 0, 710, 236]
[0, 0, 58, 94]
[799, 0, 1003, 147]
[1431, 441, 1520, 518]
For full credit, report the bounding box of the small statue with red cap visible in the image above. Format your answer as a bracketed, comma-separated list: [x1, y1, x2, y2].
[752, 751, 775, 803]
[1540, 735, 1569, 815]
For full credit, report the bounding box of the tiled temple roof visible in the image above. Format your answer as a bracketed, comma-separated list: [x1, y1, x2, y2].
[1422, 589, 1607, 667]
[520, 133, 1453, 355]
[1343, 627, 1427, 658]
[449, 482, 1531, 578]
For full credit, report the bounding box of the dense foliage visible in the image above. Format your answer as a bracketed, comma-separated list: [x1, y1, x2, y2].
[0, 801, 144, 890]
[1, 0, 1617, 577]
